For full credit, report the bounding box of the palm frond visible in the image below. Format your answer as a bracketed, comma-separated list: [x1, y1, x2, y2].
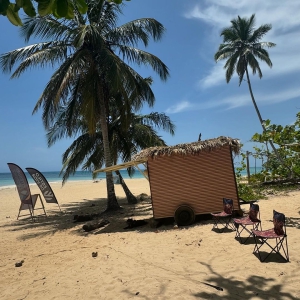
[116, 45, 169, 81]
[20, 16, 74, 43]
[107, 18, 165, 48]
[249, 24, 272, 43]
[0, 42, 68, 75]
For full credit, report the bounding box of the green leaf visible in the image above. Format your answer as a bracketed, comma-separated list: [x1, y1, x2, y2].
[37, 0, 53, 16]
[14, 0, 23, 12]
[56, 0, 68, 17]
[0, 0, 9, 15]
[75, 0, 87, 14]
[65, 0, 74, 19]
[16, 0, 23, 6]
[23, 0, 36, 17]
[264, 119, 271, 127]
[6, 4, 23, 26]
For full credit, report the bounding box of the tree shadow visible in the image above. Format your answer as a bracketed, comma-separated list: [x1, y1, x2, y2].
[119, 258, 297, 299]
[3, 195, 299, 241]
[286, 217, 300, 229]
[192, 261, 297, 299]
[1, 195, 205, 240]
[1, 192, 233, 241]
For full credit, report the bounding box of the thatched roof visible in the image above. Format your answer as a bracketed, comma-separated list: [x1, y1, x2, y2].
[132, 136, 240, 161]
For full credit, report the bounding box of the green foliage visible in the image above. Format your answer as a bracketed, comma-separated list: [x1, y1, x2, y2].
[251, 115, 300, 178]
[235, 111, 300, 201]
[237, 183, 265, 201]
[0, 0, 130, 25]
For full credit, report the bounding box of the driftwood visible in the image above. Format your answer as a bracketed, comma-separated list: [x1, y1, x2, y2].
[124, 218, 148, 229]
[82, 220, 110, 232]
[73, 213, 100, 222]
[262, 178, 300, 186]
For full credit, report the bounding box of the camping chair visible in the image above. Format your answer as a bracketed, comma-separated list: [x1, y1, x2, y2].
[7, 163, 47, 221]
[26, 167, 62, 212]
[211, 198, 235, 232]
[234, 203, 261, 244]
[252, 210, 289, 262]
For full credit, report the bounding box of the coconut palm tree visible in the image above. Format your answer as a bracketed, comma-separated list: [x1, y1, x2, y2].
[0, 0, 169, 210]
[214, 14, 291, 175]
[47, 108, 175, 204]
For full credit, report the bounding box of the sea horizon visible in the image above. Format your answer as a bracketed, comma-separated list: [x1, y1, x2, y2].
[0, 167, 262, 189]
[0, 169, 146, 189]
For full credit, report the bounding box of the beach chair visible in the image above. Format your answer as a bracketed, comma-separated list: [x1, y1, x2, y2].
[252, 210, 289, 262]
[211, 198, 235, 232]
[26, 167, 62, 212]
[7, 163, 47, 221]
[234, 203, 261, 244]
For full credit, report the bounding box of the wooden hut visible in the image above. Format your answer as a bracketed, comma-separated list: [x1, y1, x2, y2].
[95, 136, 241, 226]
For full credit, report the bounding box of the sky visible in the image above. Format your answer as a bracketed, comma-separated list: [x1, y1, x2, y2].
[0, 0, 299, 173]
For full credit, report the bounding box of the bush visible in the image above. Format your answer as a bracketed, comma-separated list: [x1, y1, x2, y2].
[237, 183, 265, 201]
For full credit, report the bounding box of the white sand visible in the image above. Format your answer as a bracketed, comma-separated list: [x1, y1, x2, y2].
[0, 179, 299, 299]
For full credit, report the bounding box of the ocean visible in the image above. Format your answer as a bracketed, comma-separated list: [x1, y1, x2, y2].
[0, 167, 262, 189]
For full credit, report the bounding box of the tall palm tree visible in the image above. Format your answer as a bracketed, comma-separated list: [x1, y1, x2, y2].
[214, 14, 291, 175]
[0, 0, 169, 210]
[47, 108, 175, 204]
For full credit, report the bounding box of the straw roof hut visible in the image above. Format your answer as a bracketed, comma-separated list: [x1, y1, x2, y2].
[95, 136, 241, 226]
[133, 136, 241, 225]
[132, 136, 241, 161]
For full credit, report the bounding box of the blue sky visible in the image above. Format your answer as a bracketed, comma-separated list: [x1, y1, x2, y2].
[0, 0, 299, 172]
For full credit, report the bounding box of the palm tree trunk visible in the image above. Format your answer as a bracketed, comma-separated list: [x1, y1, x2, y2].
[245, 67, 293, 178]
[115, 170, 137, 204]
[98, 89, 121, 211]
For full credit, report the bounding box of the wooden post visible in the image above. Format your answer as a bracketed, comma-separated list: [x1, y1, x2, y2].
[246, 151, 251, 183]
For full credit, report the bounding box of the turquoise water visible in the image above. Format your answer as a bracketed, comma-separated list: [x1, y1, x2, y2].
[0, 170, 144, 188]
[0, 167, 262, 188]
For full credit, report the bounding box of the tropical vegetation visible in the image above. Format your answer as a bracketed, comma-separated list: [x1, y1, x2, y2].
[0, 0, 129, 26]
[0, 0, 169, 211]
[235, 112, 300, 200]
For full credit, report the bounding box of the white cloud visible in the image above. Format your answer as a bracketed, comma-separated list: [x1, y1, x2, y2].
[165, 85, 300, 115]
[211, 86, 300, 110]
[199, 62, 228, 88]
[165, 101, 193, 114]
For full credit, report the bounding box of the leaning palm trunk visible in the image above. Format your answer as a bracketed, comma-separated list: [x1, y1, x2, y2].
[245, 68, 293, 178]
[115, 170, 137, 204]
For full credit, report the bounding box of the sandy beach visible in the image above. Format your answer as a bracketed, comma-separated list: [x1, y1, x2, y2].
[0, 178, 299, 300]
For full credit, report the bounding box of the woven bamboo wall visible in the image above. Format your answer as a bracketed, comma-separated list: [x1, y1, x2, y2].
[147, 146, 239, 219]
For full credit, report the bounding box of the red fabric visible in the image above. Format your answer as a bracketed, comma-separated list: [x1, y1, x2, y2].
[252, 228, 284, 238]
[224, 204, 233, 214]
[273, 219, 284, 235]
[211, 211, 231, 217]
[234, 216, 259, 226]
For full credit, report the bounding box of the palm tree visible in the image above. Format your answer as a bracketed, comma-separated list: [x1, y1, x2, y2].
[47, 108, 175, 204]
[0, 0, 169, 210]
[214, 14, 291, 176]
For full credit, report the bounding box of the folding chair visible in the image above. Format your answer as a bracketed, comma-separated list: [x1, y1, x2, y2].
[252, 210, 289, 262]
[211, 198, 235, 232]
[7, 163, 47, 221]
[234, 203, 261, 244]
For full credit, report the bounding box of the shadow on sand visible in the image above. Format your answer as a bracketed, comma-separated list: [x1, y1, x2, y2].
[1, 195, 217, 240]
[2, 196, 299, 243]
